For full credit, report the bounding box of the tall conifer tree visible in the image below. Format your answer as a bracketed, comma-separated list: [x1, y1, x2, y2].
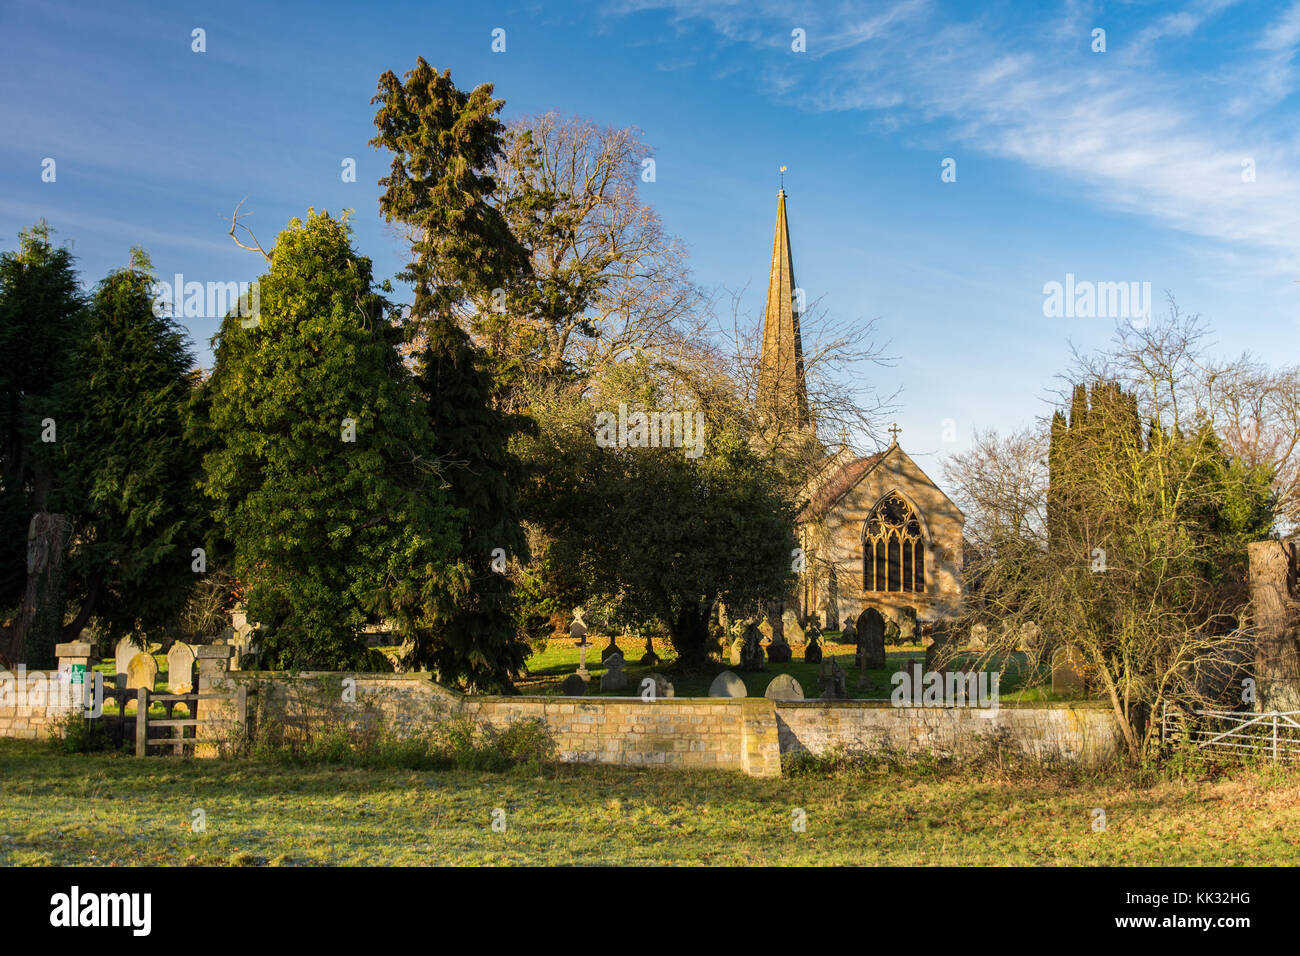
[370, 59, 532, 689]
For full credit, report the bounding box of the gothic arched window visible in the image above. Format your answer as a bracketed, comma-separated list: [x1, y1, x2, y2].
[863, 492, 925, 593]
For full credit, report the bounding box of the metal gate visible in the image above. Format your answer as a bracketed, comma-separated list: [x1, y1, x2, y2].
[1161, 703, 1300, 763]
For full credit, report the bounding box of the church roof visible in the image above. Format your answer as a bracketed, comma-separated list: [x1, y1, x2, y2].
[757, 189, 811, 430]
[801, 450, 886, 520]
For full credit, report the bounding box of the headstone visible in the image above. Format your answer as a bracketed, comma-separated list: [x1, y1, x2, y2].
[126, 651, 158, 692]
[757, 617, 774, 644]
[562, 673, 588, 696]
[855, 608, 887, 669]
[969, 624, 988, 650]
[1051, 645, 1085, 695]
[896, 606, 918, 644]
[925, 631, 953, 674]
[569, 610, 588, 644]
[738, 621, 767, 671]
[884, 617, 901, 647]
[839, 618, 857, 647]
[804, 630, 823, 664]
[114, 637, 140, 682]
[640, 637, 660, 666]
[767, 633, 792, 664]
[729, 632, 746, 667]
[599, 652, 628, 692]
[600, 636, 623, 665]
[166, 641, 196, 694]
[1020, 621, 1042, 651]
[781, 609, 806, 646]
[817, 659, 848, 700]
[764, 674, 804, 700]
[644, 673, 675, 698]
[708, 670, 747, 698]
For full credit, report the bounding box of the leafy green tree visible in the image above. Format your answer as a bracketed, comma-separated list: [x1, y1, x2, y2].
[518, 374, 797, 666]
[201, 210, 460, 669]
[52, 249, 204, 647]
[0, 223, 87, 663]
[370, 59, 533, 689]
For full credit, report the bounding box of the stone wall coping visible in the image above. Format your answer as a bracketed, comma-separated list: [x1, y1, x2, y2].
[213, 672, 1112, 711]
[774, 697, 1114, 710]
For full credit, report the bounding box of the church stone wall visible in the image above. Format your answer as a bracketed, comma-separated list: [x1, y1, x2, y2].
[803, 447, 963, 627]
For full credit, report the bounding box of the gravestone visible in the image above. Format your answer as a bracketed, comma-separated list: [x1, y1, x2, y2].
[856, 608, 887, 669]
[599, 652, 628, 692]
[804, 630, 823, 664]
[757, 617, 774, 644]
[738, 622, 767, 671]
[569, 610, 588, 645]
[817, 659, 848, 700]
[126, 651, 158, 692]
[764, 674, 804, 701]
[767, 631, 792, 664]
[884, 617, 901, 647]
[896, 606, 918, 644]
[840, 618, 857, 647]
[729, 630, 746, 667]
[925, 630, 952, 674]
[114, 637, 140, 683]
[1020, 621, 1042, 652]
[640, 637, 660, 667]
[1051, 646, 1085, 695]
[781, 608, 806, 646]
[644, 674, 675, 698]
[600, 636, 623, 665]
[708, 670, 747, 698]
[562, 673, 588, 696]
[968, 624, 988, 650]
[166, 641, 196, 694]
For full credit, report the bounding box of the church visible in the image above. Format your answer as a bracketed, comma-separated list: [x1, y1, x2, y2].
[753, 186, 965, 631]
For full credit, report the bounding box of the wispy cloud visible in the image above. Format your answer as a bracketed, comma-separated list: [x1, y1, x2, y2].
[616, 0, 1300, 274]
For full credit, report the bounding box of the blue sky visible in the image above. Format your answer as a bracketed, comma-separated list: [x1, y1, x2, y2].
[3, 0, 1299, 475]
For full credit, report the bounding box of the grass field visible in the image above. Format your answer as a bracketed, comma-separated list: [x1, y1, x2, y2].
[3, 738, 1298, 865]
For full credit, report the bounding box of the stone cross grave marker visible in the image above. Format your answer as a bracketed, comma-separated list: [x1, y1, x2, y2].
[599, 652, 628, 693]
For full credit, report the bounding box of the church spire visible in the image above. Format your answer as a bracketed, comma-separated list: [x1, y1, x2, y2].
[757, 186, 812, 432]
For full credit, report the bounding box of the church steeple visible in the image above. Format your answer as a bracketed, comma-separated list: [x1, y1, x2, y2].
[757, 187, 812, 432]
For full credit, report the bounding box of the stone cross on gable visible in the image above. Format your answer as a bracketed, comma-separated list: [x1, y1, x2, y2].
[888, 423, 902, 443]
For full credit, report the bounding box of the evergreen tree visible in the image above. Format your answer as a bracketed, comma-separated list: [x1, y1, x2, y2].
[370, 59, 532, 689]
[202, 211, 461, 668]
[53, 249, 203, 646]
[0, 223, 87, 664]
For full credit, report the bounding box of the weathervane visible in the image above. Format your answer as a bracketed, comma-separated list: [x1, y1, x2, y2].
[780, 165, 787, 190]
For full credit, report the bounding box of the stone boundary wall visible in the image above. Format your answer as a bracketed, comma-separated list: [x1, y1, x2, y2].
[775, 699, 1123, 765]
[0, 669, 71, 740]
[212, 671, 1122, 775]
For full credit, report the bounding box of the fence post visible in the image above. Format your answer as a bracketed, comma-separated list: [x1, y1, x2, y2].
[135, 687, 149, 757]
[1273, 712, 1279, 763]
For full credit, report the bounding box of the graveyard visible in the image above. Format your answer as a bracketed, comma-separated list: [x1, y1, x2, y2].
[5, 4, 1300, 895]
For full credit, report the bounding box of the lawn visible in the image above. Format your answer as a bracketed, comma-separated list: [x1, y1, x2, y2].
[3, 739, 1299, 865]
